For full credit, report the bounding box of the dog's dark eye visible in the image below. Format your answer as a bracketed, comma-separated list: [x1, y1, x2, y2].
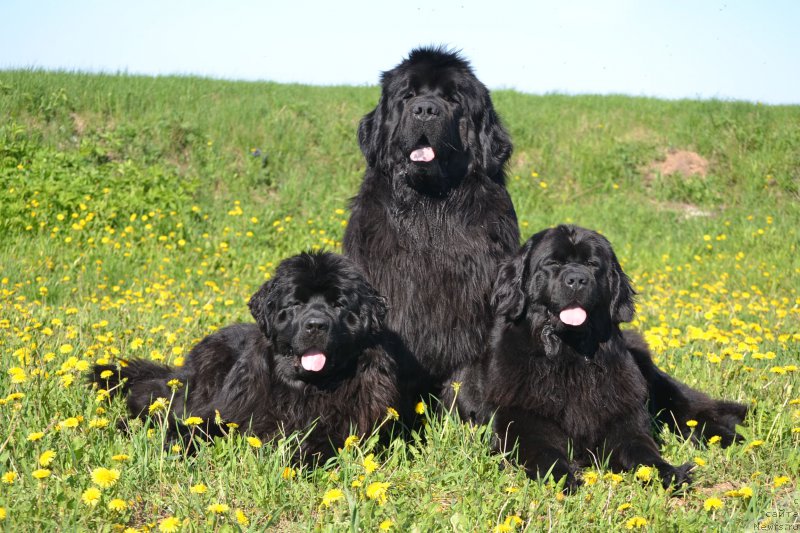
[403, 90, 415, 100]
[333, 298, 348, 308]
[445, 94, 459, 104]
[586, 260, 600, 268]
[543, 259, 561, 268]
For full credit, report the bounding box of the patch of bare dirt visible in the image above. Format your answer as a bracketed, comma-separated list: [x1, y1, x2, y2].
[645, 149, 709, 182]
[649, 200, 717, 219]
[70, 113, 87, 136]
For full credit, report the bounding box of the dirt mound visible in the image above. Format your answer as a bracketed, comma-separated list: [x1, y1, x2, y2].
[646, 149, 709, 180]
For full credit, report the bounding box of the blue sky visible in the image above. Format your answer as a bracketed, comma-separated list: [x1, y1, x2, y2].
[2, 0, 798, 104]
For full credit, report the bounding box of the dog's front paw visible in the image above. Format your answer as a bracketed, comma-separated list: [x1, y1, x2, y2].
[658, 462, 693, 491]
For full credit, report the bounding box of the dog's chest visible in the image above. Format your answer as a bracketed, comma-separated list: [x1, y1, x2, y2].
[523, 356, 647, 438]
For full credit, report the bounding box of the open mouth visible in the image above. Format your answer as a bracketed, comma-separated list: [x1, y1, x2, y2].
[300, 349, 327, 372]
[559, 306, 587, 327]
[409, 136, 435, 163]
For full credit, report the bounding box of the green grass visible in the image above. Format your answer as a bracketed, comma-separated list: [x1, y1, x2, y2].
[0, 70, 798, 531]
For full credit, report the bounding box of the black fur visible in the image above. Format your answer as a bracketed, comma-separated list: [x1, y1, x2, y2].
[90, 252, 399, 463]
[344, 47, 747, 444]
[482, 226, 697, 491]
[343, 46, 519, 412]
[624, 330, 748, 447]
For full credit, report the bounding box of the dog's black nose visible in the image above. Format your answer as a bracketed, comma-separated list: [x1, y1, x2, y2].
[411, 98, 441, 121]
[304, 316, 330, 333]
[563, 269, 590, 289]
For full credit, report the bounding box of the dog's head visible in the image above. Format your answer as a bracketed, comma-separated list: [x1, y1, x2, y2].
[248, 252, 387, 387]
[492, 225, 635, 356]
[358, 46, 512, 196]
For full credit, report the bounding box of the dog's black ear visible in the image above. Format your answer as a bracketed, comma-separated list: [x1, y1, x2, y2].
[491, 237, 537, 321]
[248, 279, 276, 338]
[473, 92, 512, 182]
[607, 249, 636, 323]
[357, 108, 379, 166]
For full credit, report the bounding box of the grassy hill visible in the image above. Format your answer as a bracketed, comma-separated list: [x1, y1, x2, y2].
[0, 70, 798, 531]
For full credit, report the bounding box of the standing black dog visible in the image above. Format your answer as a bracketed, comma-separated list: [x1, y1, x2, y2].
[344, 46, 746, 444]
[482, 226, 700, 490]
[90, 252, 399, 463]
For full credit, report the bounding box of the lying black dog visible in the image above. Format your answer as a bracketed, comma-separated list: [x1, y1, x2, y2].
[90, 252, 399, 463]
[476, 226, 746, 490]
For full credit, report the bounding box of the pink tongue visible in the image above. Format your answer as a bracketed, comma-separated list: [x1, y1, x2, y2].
[410, 146, 435, 162]
[301, 351, 326, 372]
[559, 307, 587, 326]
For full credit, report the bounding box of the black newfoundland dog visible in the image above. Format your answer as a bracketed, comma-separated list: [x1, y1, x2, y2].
[344, 46, 519, 412]
[90, 252, 399, 463]
[344, 46, 746, 443]
[480, 225, 697, 490]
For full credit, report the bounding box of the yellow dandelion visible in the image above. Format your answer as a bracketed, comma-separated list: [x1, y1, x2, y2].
[246, 436, 262, 448]
[703, 497, 723, 511]
[747, 439, 765, 450]
[693, 457, 706, 467]
[88, 418, 109, 429]
[362, 454, 379, 474]
[379, 519, 394, 530]
[99, 369, 114, 379]
[32, 468, 51, 480]
[190, 483, 208, 494]
[365, 481, 390, 505]
[38, 450, 56, 467]
[726, 486, 753, 499]
[634, 466, 652, 482]
[2, 472, 18, 484]
[343, 434, 360, 450]
[415, 401, 426, 415]
[183, 416, 203, 426]
[321, 488, 344, 507]
[60, 417, 80, 429]
[583, 471, 599, 485]
[235, 509, 249, 525]
[773, 476, 790, 488]
[108, 498, 127, 511]
[708, 435, 722, 445]
[625, 516, 648, 529]
[281, 467, 296, 480]
[686, 419, 698, 428]
[59, 344, 74, 354]
[158, 516, 181, 533]
[82, 487, 101, 506]
[148, 397, 168, 414]
[111, 454, 130, 462]
[386, 407, 399, 420]
[207, 503, 230, 514]
[91, 467, 120, 489]
[167, 379, 183, 390]
[8, 367, 26, 384]
[0, 507, 5, 520]
[617, 503, 632, 513]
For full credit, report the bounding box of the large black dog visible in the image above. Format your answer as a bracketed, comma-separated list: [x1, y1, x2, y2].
[344, 46, 746, 442]
[479, 226, 702, 490]
[91, 252, 399, 463]
[344, 46, 519, 412]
